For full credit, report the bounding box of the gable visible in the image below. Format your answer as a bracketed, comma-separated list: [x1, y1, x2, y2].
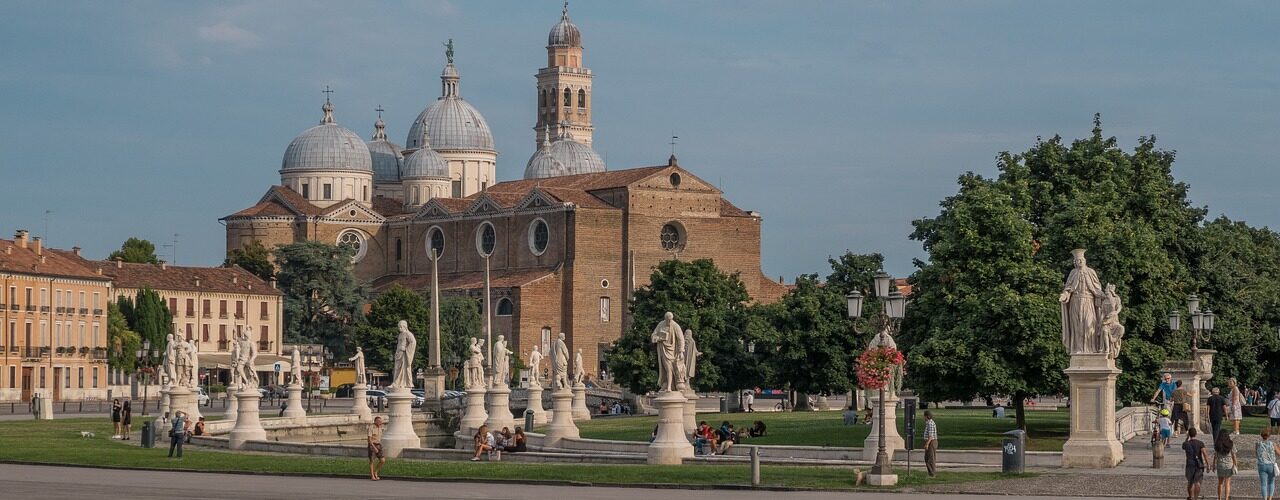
[464, 194, 506, 216]
[514, 189, 559, 210]
[629, 166, 720, 193]
[322, 199, 386, 222]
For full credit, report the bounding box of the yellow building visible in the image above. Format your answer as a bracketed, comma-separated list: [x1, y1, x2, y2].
[1, 230, 112, 402]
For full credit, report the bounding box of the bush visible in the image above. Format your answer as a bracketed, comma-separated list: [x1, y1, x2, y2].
[209, 384, 227, 394]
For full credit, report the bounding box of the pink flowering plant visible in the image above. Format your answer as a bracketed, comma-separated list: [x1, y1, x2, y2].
[855, 346, 906, 389]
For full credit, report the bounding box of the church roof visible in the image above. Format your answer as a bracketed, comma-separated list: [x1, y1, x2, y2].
[224, 186, 323, 219]
[99, 261, 281, 296]
[372, 267, 559, 293]
[0, 238, 109, 281]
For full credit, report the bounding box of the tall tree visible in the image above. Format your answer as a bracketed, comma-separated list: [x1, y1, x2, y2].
[106, 302, 142, 373]
[606, 259, 763, 394]
[764, 274, 861, 400]
[353, 285, 431, 373]
[225, 240, 275, 281]
[108, 237, 160, 264]
[129, 287, 172, 349]
[274, 241, 367, 357]
[437, 295, 482, 378]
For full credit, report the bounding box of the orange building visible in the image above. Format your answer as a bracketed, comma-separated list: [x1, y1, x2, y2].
[0, 230, 112, 402]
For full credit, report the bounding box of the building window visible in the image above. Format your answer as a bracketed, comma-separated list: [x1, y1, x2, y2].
[660, 222, 686, 252]
[219, 300, 227, 318]
[185, 299, 194, 317]
[260, 301, 269, 320]
[169, 298, 178, 314]
[65, 367, 71, 388]
[427, 226, 446, 258]
[539, 89, 547, 108]
[93, 292, 100, 310]
[476, 222, 496, 257]
[563, 87, 572, 107]
[202, 324, 210, 342]
[600, 297, 611, 322]
[235, 301, 243, 319]
[395, 238, 403, 261]
[670, 172, 681, 187]
[203, 299, 211, 317]
[578, 89, 587, 109]
[301, 183, 310, 198]
[337, 229, 368, 263]
[78, 367, 84, 388]
[363, 185, 369, 202]
[185, 324, 193, 341]
[92, 368, 98, 388]
[9, 366, 15, 389]
[39, 367, 45, 389]
[496, 298, 513, 316]
[219, 325, 227, 341]
[529, 218, 549, 256]
[323, 183, 332, 199]
[452, 180, 462, 198]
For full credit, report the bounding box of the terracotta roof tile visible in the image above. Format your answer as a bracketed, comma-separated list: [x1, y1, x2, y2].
[98, 261, 282, 296]
[719, 199, 753, 218]
[0, 238, 109, 281]
[371, 196, 410, 218]
[481, 165, 669, 196]
[371, 267, 559, 293]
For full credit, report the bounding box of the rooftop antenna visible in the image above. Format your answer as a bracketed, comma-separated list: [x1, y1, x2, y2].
[42, 210, 52, 244]
[163, 233, 180, 265]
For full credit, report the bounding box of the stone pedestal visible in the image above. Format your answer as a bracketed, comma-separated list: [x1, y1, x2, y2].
[485, 383, 516, 431]
[526, 383, 548, 426]
[223, 386, 239, 422]
[1162, 359, 1205, 434]
[421, 367, 446, 402]
[458, 385, 488, 438]
[350, 384, 372, 421]
[543, 388, 580, 447]
[159, 386, 171, 418]
[817, 395, 831, 411]
[283, 384, 306, 420]
[862, 390, 904, 462]
[682, 388, 697, 436]
[228, 390, 266, 450]
[647, 391, 694, 464]
[571, 382, 591, 421]
[36, 393, 53, 420]
[167, 386, 194, 421]
[1062, 353, 1124, 468]
[867, 472, 899, 486]
[380, 389, 420, 458]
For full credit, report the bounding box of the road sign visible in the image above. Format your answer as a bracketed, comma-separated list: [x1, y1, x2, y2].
[273, 362, 282, 373]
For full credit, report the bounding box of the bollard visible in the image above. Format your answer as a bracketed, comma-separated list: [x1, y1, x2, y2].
[1153, 436, 1164, 468]
[525, 409, 535, 433]
[750, 446, 761, 487]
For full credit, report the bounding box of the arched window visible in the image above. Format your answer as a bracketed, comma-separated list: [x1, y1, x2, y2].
[550, 88, 557, 107]
[578, 89, 587, 109]
[496, 298, 513, 316]
[337, 229, 368, 263]
[563, 88, 572, 108]
[395, 238, 403, 261]
[539, 89, 547, 108]
[476, 221, 497, 257]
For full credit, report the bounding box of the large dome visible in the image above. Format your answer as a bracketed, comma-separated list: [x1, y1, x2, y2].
[402, 146, 449, 179]
[281, 102, 372, 173]
[524, 126, 605, 179]
[548, 4, 581, 47]
[405, 62, 495, 152]
[366, 117, 404, 183]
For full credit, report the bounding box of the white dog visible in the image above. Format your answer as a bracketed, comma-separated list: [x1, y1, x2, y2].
[80, 431, 96, 438]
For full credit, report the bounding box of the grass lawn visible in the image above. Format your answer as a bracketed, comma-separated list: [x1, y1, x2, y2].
[0, 418, 1030, 490]
[579, 408, 1072, 451]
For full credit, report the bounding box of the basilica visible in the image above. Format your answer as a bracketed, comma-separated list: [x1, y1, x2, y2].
[223, 5, 785, 377]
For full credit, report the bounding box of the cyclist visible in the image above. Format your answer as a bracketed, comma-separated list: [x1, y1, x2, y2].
[1150, 372, 1176, 412]
[1154, 408, 1173, 448]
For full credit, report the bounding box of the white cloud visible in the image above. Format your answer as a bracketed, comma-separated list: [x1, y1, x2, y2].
[198, 23, 260, 48]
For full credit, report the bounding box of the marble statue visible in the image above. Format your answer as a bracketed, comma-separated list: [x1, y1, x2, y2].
[290, 346, 303, 386]
[163, 333, 177, 385]
[527, 346, 544, 385]
[650, 312, 685, 392]
[552, 332, 570, 390]
[349, 347, 366, 385]
[227, 335, 241, 389]
[390, 320, 417, 389]
[187, 339, 200, 389]
[173, 335, 192, 388]
[443, 38, 454, 64]
[240, 327, 260, 389]
[682, 328, 700, 383]
[1100, 284, 1125, 359]
[465, 337, 485, 389]
[1060, 249, 1105, 355]
[493, 335, 512, 385]
[572, 348, 584, 385]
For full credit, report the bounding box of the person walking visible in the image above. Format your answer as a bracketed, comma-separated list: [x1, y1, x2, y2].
[1228, 378, 1244, 436]
[923, 410, 938, 478]
[167, 410, 187, 458]
[1208, 387, 1228, 440]
[1184, 427, 1209, 500]
[121, 401, 133, 440]
[1172, 380, 1191, 437]
[743, 390, 755, 413]
[1256, 428, 1278, 500]
[110, 399, 122, 439]
[1268, 392, 1280, 435]
[367, 416, 385, 481]
[1215, 429, 1238, 500]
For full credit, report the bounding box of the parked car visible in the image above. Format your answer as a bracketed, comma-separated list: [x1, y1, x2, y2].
[256, 387, 269, 398]
[333, 383, 356, 398]
[196, 387, 211, 406]
[366, 389, 388, 406]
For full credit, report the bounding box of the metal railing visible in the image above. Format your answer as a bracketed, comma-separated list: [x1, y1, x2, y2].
[78, 308, 88, 315]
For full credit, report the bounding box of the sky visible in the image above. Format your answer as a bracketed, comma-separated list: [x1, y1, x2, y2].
[1, 1, 1277, 280]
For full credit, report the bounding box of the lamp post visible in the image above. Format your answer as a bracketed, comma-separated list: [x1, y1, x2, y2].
[134, 340, 158, 416]
[1167, 293, 1215, 352]
[846, 271, 907, 482]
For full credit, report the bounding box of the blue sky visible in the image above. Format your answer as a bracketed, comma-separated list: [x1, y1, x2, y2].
[1, 1, 1277, 280]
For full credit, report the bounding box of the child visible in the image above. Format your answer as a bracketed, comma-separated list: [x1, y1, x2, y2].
[1156, 408, 1173, 448]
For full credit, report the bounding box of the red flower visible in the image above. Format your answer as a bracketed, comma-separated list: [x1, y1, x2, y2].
[855, 347, 906, 389]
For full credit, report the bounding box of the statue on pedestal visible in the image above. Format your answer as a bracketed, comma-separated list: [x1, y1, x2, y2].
[349, 347, 366, 385]
[552, 332, 570, 390]
[492, 335, 512, 385]
[238, 328, 260, 389]
[465, 337, 486, 389]
[1100, 284, 1125, 359]
[173, 334, 192, 389]
[527, 346, 544, 386]
[390, 320, 417, 390]
[1060, 248, 1125, 357]
[290, 346, 303, 386]
[163, 333, 177, 386]
[682, 328, 700, 385]
[187, 339, 200, 389]
[572, 348, 584, 386]
[650, 312, 685, 392]
[227, 335, 242, 390]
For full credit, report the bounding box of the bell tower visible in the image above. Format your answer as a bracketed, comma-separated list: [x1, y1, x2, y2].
[535, 2, 594, 147]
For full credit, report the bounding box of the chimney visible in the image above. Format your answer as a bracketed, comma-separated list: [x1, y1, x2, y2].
[270, 278, 278, 289]
[232, 276, 238, 284]
[72, 246, 81, 256]
[195, 278, 200, 288]
[32, 237, 42, 255]
[159, 260, 167, 270]
[115, 257, 123, 268]
[97, 267, 103, 275]
[14, 230, 28, 249]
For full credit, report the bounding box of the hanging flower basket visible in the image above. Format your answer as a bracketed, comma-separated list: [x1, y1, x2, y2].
[856, 346, 906, 389]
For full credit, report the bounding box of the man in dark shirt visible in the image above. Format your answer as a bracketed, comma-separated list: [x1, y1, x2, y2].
[1206, 387, 1227, 439]
[1181, 427, 1209, 500]
[1170, 380, 1190, 436]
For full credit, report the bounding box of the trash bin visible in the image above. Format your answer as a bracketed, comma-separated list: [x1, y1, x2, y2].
[1002, 429, 1026, 474]
[719, 397, 728, 414]
[524, 409, 535, 432]
[141, 420, 156, 448]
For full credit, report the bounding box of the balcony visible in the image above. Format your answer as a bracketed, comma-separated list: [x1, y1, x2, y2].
[55, 306, 64, 314]
[22, 347, 48, 359]
[219, 313, 228, 319]
[7, 346, 15, 354]
[78, 308, 88, 315]
[90, 348, 108, 360]
[234, 313, 244, 320]
[10, 303, 20, 311]
[40, 306, 50, 313]
[93, 308, 103, 316]
[258, 340, 272, 351]
[202, 312, 211, 319]
[25, 305, 36, 312]
[260, 314, 270, 321]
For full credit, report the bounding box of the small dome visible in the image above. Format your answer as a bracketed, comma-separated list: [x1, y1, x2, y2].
[406, 98, 495, 151]
[402, 146, 449, 180]
[524, 125, 605, 179]
[548, 3, 582, 47]
[281, 101, 372, 173]
[367, 116, 404, 183]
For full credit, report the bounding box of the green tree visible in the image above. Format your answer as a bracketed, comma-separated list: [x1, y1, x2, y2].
[108, 237, 160, 264]
[274, 241, 367, 357]
[127, 287, 172, 350]
[606, 259, 764, 394]
[353, 285, 431, 373]
[1192, 217, 1280, 388]
[106, 302, 142, 373]
[764, 274, 861, 400]
[225, 240, 275, 281]
[438, 295, 482, 378]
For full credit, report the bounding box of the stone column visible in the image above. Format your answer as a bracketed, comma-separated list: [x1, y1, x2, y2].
[167, 386, 193, 422]
[380, 388, 420, 458]
[223, 385, 239, 422]
[817, 395, 831, 411]
[647, 390, 694, 464]
[543, 388, 579, 448]
[862, 390, 904, 462]
[1062, 353, 1124, 468]
[159, 385, 171, 418]
[485, 382, 515, 431]
[682, 388, 697, 436]
[350, 384, 372, 422]
[526, 382, 548, 426]
[283, 384, 306, 420]
[228, 389, 266, 449]
[571, 382, 592, 421]
[1163, 360, 1204, 434]
[458, 385, 489, 438]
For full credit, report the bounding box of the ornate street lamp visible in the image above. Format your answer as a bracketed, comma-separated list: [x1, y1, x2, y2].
[135, 339, 157, 416]
[848, 274, 906, 483]
[1169, 295, 1214, 352]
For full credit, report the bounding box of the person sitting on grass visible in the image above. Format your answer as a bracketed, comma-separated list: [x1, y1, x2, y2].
[717, 421, 737, 454]
[748, 420, 767, 438]
[472, 424, 497, 461]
